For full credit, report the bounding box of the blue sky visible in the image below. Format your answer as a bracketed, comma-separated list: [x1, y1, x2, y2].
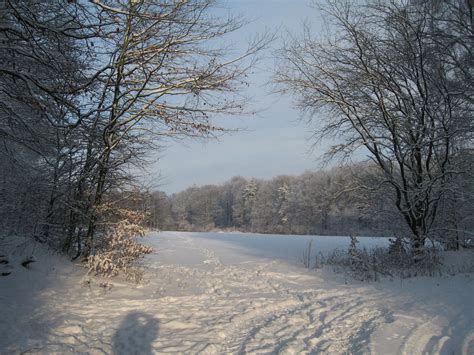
[150, 0, 327, 194]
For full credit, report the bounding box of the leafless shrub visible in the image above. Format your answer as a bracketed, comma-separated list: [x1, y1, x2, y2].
[320, 237, 447, 281]
[301, 239, 314, 269]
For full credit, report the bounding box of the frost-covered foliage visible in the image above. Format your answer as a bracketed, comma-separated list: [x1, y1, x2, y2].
[87, 205, 152, 282]
[347, 237, 372, 280]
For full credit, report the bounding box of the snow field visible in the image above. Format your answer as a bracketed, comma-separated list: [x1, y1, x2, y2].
[0, 231, 473, 354]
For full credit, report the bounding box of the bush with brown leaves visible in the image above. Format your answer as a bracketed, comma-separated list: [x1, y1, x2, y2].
[87, 205, 153, 281]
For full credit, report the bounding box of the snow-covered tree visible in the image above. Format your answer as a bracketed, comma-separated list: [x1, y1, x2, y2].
[0, 0, 270, 260]
[276, 0, 473, 257]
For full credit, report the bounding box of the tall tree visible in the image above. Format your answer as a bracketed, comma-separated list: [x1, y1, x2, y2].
[0, 0, 86, 243]
[276, 0, 473, 256]
[0, 0, 269, 257]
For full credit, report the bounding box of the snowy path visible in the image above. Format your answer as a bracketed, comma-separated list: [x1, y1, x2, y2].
[1, 231, 473, 354]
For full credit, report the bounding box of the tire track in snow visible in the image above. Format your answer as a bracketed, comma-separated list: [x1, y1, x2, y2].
[185, 261, 390, 355]
[395, 314, 474, 355]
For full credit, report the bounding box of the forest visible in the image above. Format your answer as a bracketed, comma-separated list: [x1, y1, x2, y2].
[142, 165, 411, 236]
[1, 1, 473, 353]
[1, 0, 473, 268]
[0, 0, 269, 269]
[135, 159, 473, 246]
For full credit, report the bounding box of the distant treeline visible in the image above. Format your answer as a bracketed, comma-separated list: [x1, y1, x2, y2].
[140, 163, 410, 236]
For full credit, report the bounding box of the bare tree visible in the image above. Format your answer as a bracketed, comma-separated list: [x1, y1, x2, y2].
[0, 0, 87, 243]
[0, 0, 270, 260]
[276, 0, 473, 256]
[73, 0, 270, 254]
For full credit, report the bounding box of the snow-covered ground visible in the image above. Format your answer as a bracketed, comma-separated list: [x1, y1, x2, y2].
[1, 231, 473, 354]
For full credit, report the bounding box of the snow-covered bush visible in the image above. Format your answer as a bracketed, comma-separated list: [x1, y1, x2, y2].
[320, 236, 446, 281]
[319, 248, 349, 275]
[347, 237, 372, 281]
[388, 235, 407, 257]
[87, 205, 153, 282]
